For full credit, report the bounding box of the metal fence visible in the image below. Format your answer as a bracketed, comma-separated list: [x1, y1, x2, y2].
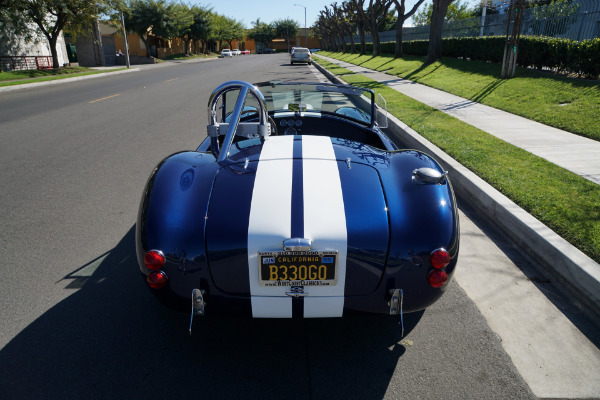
[362, 0, 600, 44]
[1, 56, 53, 72]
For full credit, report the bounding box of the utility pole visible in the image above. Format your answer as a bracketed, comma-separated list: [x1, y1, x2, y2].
[120, 12, 131, 68]
[501, 0, 526, 78]
[294, 3, 307, 47]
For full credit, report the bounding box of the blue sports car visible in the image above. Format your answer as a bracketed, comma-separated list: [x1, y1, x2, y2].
[135, 81, 459, 333]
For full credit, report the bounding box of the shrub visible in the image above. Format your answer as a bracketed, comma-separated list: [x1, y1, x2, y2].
[335, 36, 599, 79]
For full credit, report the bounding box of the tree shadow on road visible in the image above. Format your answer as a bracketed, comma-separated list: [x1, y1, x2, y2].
[0, 226, 422, 400]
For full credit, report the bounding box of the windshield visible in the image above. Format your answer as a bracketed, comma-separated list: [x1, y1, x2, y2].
[219, 82, 375, 126]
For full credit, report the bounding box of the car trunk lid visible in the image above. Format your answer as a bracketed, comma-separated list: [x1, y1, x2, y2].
[205, 136, 389, 301]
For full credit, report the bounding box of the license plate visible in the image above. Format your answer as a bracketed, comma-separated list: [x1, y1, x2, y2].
[258, 251, 338, 287]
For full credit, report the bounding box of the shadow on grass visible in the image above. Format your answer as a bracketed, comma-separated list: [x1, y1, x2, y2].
[404, 63, 442, 81]
[375, 59, 395, 72]
[471, 79, 507, 102]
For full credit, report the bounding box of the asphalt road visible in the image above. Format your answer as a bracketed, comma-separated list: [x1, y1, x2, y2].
[0, 54, 596, 399]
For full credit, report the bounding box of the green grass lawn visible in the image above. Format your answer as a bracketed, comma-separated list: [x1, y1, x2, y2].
[318, 51, 600, 142]
[315, 55, 600, 265]
[0, 66, 127, 87]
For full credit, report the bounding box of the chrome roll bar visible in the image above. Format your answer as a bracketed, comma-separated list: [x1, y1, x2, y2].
[207, 81, 269, 162]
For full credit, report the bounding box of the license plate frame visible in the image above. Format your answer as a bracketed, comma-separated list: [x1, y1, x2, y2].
[258, 251, 338, 287]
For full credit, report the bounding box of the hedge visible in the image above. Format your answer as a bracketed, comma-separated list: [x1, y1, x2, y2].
[343, 36, 600, 79]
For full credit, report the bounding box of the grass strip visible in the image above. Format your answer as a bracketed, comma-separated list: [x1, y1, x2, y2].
[318, 51, 600, 142]
[314, 55, 600, 264]
[0, 67, 127, 87]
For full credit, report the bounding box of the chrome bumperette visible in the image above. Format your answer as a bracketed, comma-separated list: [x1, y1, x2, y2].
[389, 289, 404, 337]
[188, 288, 206, 335]
[283, 238, 313, 251]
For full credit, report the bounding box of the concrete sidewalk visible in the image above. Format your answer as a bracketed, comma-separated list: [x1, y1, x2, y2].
[317, 54, 600, 185]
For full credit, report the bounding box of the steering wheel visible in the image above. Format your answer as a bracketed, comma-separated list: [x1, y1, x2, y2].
[268, 116, 278, 136]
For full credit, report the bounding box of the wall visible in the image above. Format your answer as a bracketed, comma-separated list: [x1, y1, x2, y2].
[0, 22, 69, 67]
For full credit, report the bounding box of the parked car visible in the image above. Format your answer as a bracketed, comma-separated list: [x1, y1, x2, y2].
[259, 48, 274, 54]
[221, 49, 232, 58]
[232, 49, 241, 56]
[136, 80, 459, 333]
[290, 47, 312, 65]
[241, 50, 250, 55]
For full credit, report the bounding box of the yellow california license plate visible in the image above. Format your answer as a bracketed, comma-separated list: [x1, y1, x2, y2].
[258, 251, 338, 287]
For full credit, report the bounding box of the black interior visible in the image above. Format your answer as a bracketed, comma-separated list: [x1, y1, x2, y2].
[271, 113, 385, 149]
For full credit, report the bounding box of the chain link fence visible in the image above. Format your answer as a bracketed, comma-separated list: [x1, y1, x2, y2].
[362, 0, 599, 43]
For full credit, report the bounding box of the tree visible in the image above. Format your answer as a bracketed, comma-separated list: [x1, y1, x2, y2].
[210, 13, 244, 50]
[340, 1, 358, 53]
[247, 18, 275, 49]
[273, 18, 299, 51]
[222, 18, 245, 49]
[320, 5, 344, 52]
[357, 0, 393, 57]
[313, 15, 332, 51]
[124, 0, 171, 57]
[412, 0, 472, 26]
[187, 5, 212, 53]
[425, 0, 454, 65]
[0, 0, 32, 40]
[168, 2, 194, 55]
[391, 0, 426, 58]
[3, 0, 110, 68]
[354, 0, 368, 55]
[330, 2, 357, 53]
[209, 13, 226, 49]
[315, 11, 335, 51]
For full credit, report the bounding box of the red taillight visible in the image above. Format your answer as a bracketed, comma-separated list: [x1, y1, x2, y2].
[147, 271, 168, 289]
[144, 250, 165, 270]
[427, 269, 448, 288]
[430, 249, 450, 269]
[291, 54, 295, 58]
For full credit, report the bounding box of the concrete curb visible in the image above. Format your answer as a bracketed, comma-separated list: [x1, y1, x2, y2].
[314, 60, 600, 315]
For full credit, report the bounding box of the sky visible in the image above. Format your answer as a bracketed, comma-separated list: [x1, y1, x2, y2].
[186, 0, 478, 29]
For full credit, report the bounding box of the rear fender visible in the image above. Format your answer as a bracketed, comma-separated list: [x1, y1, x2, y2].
[382, 150, 460, 311]
[135, 151, 219, 297]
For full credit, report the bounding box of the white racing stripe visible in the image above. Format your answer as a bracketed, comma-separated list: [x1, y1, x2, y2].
[247, 135, 348, 318]
[301, 136, 347, 317]
[248, 136, 294, 317]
